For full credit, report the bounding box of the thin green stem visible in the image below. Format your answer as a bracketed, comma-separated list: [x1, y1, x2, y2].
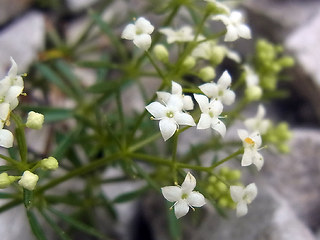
[171, 132, 179, 183]
[145, 51, 167, 83]
[128, 132, 161, 152]
[210, 148, 244, 169]
[11, 113, 28, 163]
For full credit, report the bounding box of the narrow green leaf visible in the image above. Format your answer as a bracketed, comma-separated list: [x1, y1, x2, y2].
[0, 192, 17, 199]
[48, 207, 108, 239]
[0, 199, 21, 213]
[26, 209, 47, 240]
[88, 78, 132, 94]
[23, 189, 33, 209]
[0, 165, 16, 172]
[112, 186, 148, 204]
[40, 209, 72, 240]
[98, 193, 117, 220]
[166, 201, 181, 240]
[11, 113, 27, 163]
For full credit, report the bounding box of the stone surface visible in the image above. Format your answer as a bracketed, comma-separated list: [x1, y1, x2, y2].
[0, 0, 33, 26]
[0, 11, 45, 78]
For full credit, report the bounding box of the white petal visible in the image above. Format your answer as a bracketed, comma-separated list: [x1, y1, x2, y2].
[230, 11, 243, 23]
[236, 201, 248, 217]
[159, 118, 177, 141]
[181, 172, 196, 194]
[197, 113, 211, 129]
[174, 200, 189, 219]
[226, 50, 241, 63]
[199, 83, 218, 99]
[121, 24, 136, 40]
[182, 95, 194, 111]
[145, 102, 166, 119]
[237, 129, 249, 141]
[194, 94, 209, 113]
[217, 71, 231, 89]
[135, 17, 154, 34]
[212, 14, 230, 25]
[212, 119, 226, 137]
[244, 119, 256, 132]
[237, 24, 251, 39]
[0, 103, 10, 121]
[187, 191, 206, 207]
[171, 81, 182, 95]
[225, 25, 238, 42]
[230, 185, 244, 202]
[251, 132, 262, 147]
[0, 77, 11, 96]
[210, 100, 223, 116]
[241, 148, 253, 166]
[9, 98, 19, 110]
[256, 104, 266, 119]
[244, 183, 258, 203]
[167, 95, 183, 110]
[0, 129, 13, 148]
[156, 91, 171, 104]
[253, 152, 264, 171]
[174, 112, 195, 126]
[133, 34, 152, 50]
[222, 89, 235, 105]
[161, 186, 182, 202]
[8, 57, 18, 79]
[259, 120, 270, 134]
[5, 86, 23, 103]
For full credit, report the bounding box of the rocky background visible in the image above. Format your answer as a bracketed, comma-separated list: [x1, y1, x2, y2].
[1, 0, 320, 239]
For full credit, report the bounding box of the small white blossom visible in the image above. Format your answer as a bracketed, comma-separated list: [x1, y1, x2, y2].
[18, 171, 39, 191]
[199, 70, 235, 105]
[121, 17, 154, 50]
[26, 111, 45, 130]
[230, 183, 257, 217]
[159, 26, 194, 44]
[161, 172, 206, 219]
[212, 11, 251, 42]
[238, 129, 264, 171]
[146, 95, 195, 141]
[194, 94, 226, 137]
[157, 81, 194, 111]
[244, 105, 270, 134]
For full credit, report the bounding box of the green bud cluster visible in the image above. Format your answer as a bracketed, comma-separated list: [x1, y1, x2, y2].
[254, 39, 294, 91]
[264, 122, 292, 153]
[206, 167, 241, 209]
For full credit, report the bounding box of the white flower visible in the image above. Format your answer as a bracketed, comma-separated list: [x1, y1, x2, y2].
[159, 26, 194, 44]
[26, 111, 44, 130]
[244, 105, 270, 134]
[157, 81, 194, 111]
[212, 11, 251, 42]
[0, 129, 13, 148]
[161, 172, 206, 219]
[121, 17, 154, 50]
[146, 95, 196, 141]
[199, 70, 235, 105]
[18, 170, 39, 191]
[238, 129, 264, 171]
[194, 94, 226, 137]
[230, 183, 257, 217]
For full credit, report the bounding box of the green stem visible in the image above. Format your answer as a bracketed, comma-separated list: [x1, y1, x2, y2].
[145, 51, 167, 83]
[128, 132, 161, 152]
[171, 132, 179, 183]
[11, 113, 28, 163]
[210, 148, 244, 169]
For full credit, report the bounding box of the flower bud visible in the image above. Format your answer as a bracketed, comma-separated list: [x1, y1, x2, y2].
[0, 172, 16, 188]
[40, 156, 59, 170]
[210, 46, 226, 65]
[182, 56, 196, 70]
[199, 66, 216, 82]
[18, 171, 39, 191]
[26, 111, 44, 130]
[245, 85, 262, 101]
[153, 44, 169, 62]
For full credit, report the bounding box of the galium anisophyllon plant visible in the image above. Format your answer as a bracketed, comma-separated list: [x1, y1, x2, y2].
[0, 0, 295, 238]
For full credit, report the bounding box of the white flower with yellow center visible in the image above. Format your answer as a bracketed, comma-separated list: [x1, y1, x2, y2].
[238, 129, 264, 171]
[146, 95, 195, 141]
[212, 11, 251, 42]
[244, 104, 270, 134]
[159, 26, 194, 44]
[121, 17, 154, 50]
[230, 183, 257, 217]
[161, 172, 206, 219]
[157, 81, 194, 111]
[194, 94, 226, 137]
[199, 70, 235, 105]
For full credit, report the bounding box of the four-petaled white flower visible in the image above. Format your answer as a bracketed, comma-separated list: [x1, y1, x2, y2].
[157, 81, 194, 111]
[199, 70, 235, 105]
[238, 129, 264, 171]
[212, 11, 251, 42]
[161, 172, 206, 219]
[145, 95, 196, 141]
[230, 183, 257, 217]
[121, 17, 154, 50]
[244, 104, 270, 134]
[194, 94, 226, 137]
[159, 26, 194, 44]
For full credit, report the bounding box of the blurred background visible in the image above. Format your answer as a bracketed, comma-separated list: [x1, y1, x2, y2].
[0, 0, 320, 239]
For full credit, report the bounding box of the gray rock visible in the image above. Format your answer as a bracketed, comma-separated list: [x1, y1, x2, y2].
[0, 0, 33, 26]
[0, 11, 45, 78]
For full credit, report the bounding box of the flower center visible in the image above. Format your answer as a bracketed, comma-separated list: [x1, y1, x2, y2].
[218, 89, 224, 96]
[181, 193, 188, 199]
[209, 109, 214, 118]
[136, 28, 143, 35]
[244, 137, 255, 146]
[166, 111, 174, 118]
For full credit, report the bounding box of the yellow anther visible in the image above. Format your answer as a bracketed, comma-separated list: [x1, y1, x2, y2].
[244, 137, 254, 145]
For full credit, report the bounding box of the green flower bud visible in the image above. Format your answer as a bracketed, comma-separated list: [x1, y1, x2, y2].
[40, 156, 59, 170]
[245, 85, 262, 101]
[216, 181, 227, 192]
[26, 111, 44, 130]
[153, 44, 169, 62]
[0, 173, 16, 188]
[209, 175, 217, 183]
[182, 56, 196, 70]
[210, 46, 226, 65]
[218, 197, 229, 208]
[278, 57, 294, 67]
[227, 170, 241, 181]
[278, 144, 290, 154]
[199, 66, 216, 82]
[219, 167, 229, 177]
